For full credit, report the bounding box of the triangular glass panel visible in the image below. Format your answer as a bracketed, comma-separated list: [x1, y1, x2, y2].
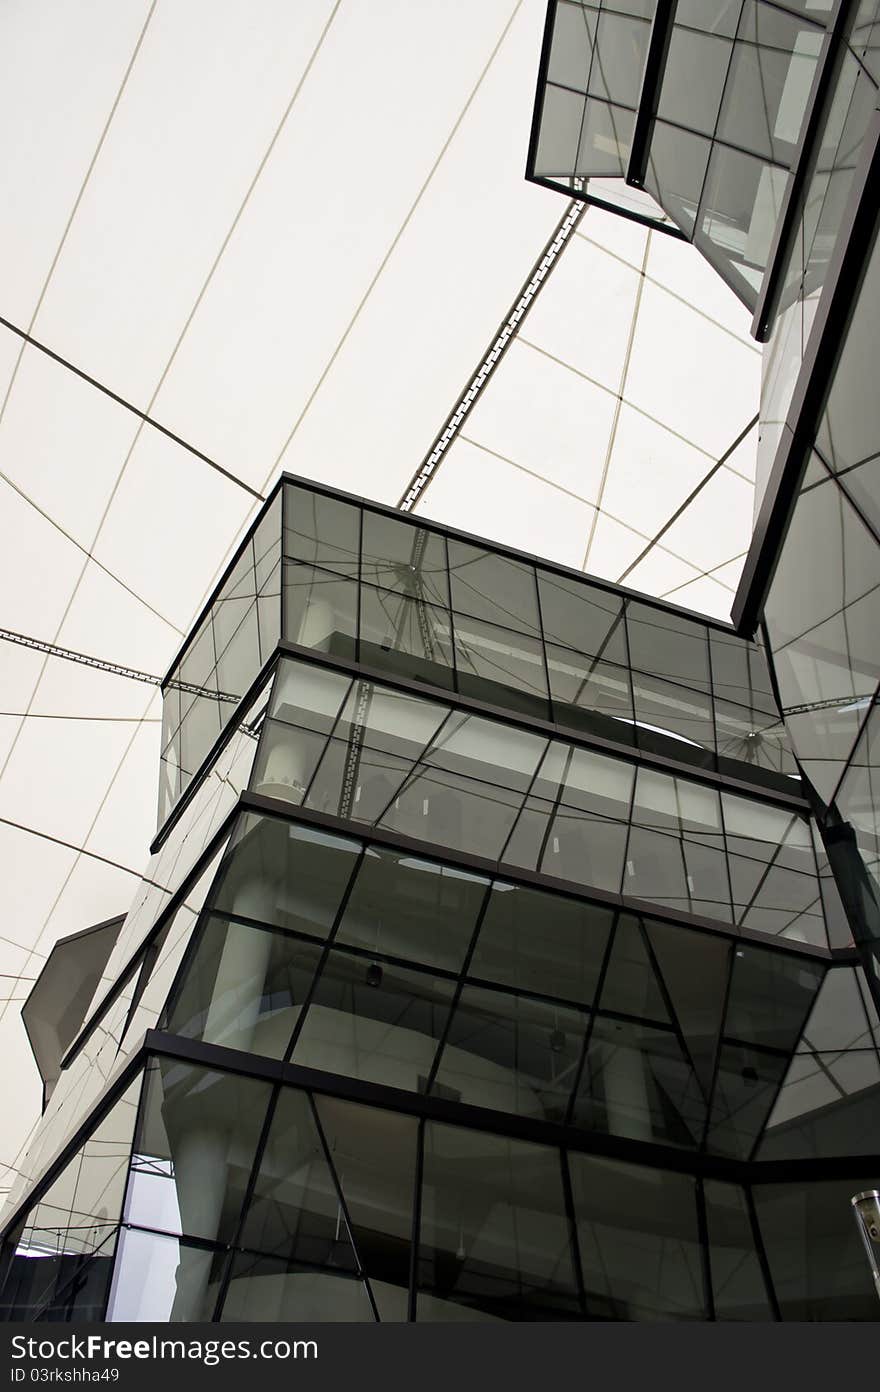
[645, 917, 731, 1098]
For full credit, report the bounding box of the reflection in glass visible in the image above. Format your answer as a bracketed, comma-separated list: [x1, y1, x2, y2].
[418, 1124, 580, 1321]
[569, 1152, 705, 1320]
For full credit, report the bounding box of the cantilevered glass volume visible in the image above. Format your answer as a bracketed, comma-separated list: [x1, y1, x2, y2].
[2, 478, 878, 1323]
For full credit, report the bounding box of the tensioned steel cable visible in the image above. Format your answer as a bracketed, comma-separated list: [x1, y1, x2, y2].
[397, 198, 587, 512]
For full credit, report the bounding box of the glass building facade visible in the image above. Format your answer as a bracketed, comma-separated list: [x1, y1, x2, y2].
[3, 0, 879, 1324]
[2, 478, 878, 1323]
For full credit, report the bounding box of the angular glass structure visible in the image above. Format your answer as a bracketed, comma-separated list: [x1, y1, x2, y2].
[3, 0, 880, 1323]
[3, 476, 878, 1322]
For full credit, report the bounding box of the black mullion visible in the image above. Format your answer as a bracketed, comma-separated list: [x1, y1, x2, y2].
[364, 708, 458, 832]
[560, 1146, 588, 1320]
[250, 539, 262, 672]
[281, 847, 368, 1064]
[695, 1176, 716, 1321]
[626, 0, 678, 189]
[690, 0, 747, 240]
[307, 1092, 380, 1322]
[153, 655, 278, 854]
[442, 536, 460, 698]
[117, 929, 166, 1053]
[355, 506, 363, 662]
[211, 1083, 283, 1321]
[407, 1118, 425, 1322]
[30, 1227, 119, 1325]
[295, 675, 358, 812]
[699, 940, 737, 1152]
[638, 916, 708, 1105]
[422, 881, 496, 1094]
[156, 908, 216, 1037]
[732, 809, 803, 928]
[534, 745, 577, 875]
[705, 621, 722, 778]
[824, 674, 880, 813]
[617, 751, 641, 898]
[496, 736, 554, 866]
[99, 1063, 152, 1320]
[753, 0, 857, 340]
[744, 1184, 782, 1320]
[743, 961, 829, 1163]
[717, 784, 740, 932]
[531, 561, 554, 723]
[563, 911, 620, 1127]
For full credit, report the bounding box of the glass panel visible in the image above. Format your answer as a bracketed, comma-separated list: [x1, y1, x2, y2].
[454, 615, 550, 719]
[533, 82, 586, 177]
[703, 1180, 773, 1320]
[657, 27, 731, 133]
[335, 845, 488, 973]
[723, 944, 823, 1051]
[265, 658, 351, 735]
[587, 10, 651, 104]
[546, 645, 635, 741]
[698, 143, 788, 306]
[754, 1178, 880, 1320]
[359, 584, 455, 689]
[627, 769, 730, 922]
[283, 562, 357, 659]
[220, 1250, 374, 1322]
[313, 1095, 418, 1321]
[127, 1060, 273, 1246]
[576, 99, 636, 177]
[705, 1043, 790, 1157]
[548, 0, 596, 93]
[418, 1123, 580, 1321]
[626, 602, 711, 692]
[0, 1082, 140, 1322]
[574, 1014, 707, 1148]
[710, 632, 778, 714]
[448, 541, 541, 636]
[283, 485, 360, 574]
[514, 795, 630, 896]
[163, 916, 324, 1060]
[569, 1152, 705, 1320]
[644, 121, 712, 235]
[631, 671, 716, 767]
[723, 794, 824, 940]
[537, 571, 627, 662]
[107, 1228, 226, 1322]
[468, 881, 612, 1007]
[334, 678, 449, 762]
[718, 12, 821, 163]
[645, 917, 730, 1096]
[385, 763, 525, 864]
[237, 1087, 359, 1271]
[291, 949, 456, 1092]
[360, 511, 449, 606]
[597, 913, 670, 1025]
[210, 813, 361, 935]
[432, 985, 589, 1121]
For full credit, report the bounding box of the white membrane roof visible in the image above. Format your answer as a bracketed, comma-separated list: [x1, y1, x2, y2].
[0, 0, 759, 1209]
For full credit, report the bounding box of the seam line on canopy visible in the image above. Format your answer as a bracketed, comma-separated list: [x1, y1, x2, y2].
[263, 0, 528, 496]
[581, 228, 653, 572]
[0, 0, 158, 430]
[617, 415, 760, 585]
[0, 315, 263, 502]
